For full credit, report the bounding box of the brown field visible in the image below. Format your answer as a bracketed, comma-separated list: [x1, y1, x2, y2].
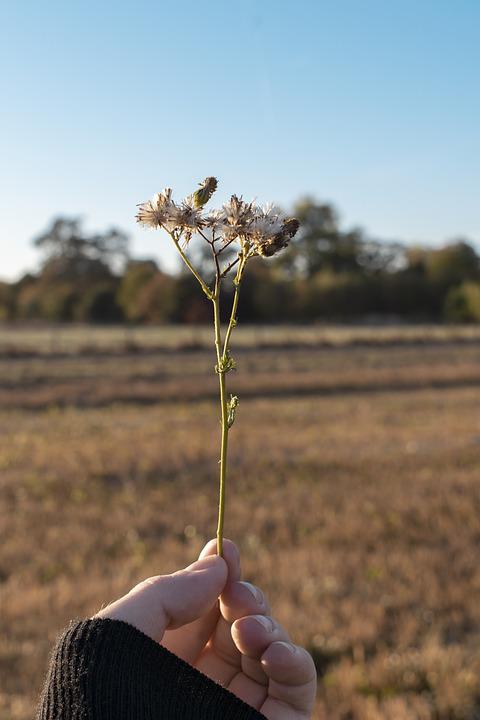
[1, 325, 479, 719]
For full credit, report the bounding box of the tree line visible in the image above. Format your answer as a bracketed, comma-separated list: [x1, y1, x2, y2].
[1, 198, 480, 324]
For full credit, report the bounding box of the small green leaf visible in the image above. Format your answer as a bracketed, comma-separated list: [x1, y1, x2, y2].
[227, 395, 239, 428]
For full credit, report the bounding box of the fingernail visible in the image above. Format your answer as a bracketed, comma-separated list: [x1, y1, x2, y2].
[238, 581, 264, 605]
[276, 641, 297, 654]
[251, 615, 275, 632]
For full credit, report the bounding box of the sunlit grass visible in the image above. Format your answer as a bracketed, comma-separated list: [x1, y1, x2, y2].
[0, 327, 479, 719]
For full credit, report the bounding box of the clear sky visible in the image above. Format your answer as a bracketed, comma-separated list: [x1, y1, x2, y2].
[1, 0, 479, 280]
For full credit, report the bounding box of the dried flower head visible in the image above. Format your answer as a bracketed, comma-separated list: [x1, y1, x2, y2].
[282, 217, 301, 239]
[222, 195, 255, 242]
[246, 205, 299, 257]
[254, 216, 300, 257]
[136, 188, 176, 229]
[203, 208, 226, 230]
[248, 203, 284, 240]
[168, 198, 205, 241]
[136, 180, 299, 259]
[201, 208, 227, 242]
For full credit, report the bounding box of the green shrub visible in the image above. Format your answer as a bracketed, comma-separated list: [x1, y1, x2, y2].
[117, 260, 159, 321]
[41, 285, 78, 321]
[444, 282, 480, 322]
[75, 283, 123, 323]
[134, 273, 177, 323]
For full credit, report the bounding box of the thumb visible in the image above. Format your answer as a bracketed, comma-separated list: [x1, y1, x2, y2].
[95, 555, 228, 643]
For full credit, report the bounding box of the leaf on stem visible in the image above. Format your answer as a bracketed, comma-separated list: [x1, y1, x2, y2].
[227, 395, 239, 428]
[215, 351, 236, 374]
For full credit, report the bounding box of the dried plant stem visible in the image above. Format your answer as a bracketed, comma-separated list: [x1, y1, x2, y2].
[168, 229, 249, 556]
[171, 232, 213, 299]
[141, 182, 300, 560]
[212, 253, 246, 556]
[223, 255, 246, 353]
[213, 289, 228, 557]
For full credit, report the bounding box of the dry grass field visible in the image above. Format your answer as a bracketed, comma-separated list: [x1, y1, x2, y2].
[1, 325, 479, 719]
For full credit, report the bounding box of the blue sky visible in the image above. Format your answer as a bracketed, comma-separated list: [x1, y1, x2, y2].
[1, 0, 479, 279]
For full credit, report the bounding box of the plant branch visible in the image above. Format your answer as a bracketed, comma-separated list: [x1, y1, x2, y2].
[197, 228, 216, 248]
[169, 230, 213, 299]
[169, 226, 247, 558]
[217, 235, 239, 254]
[222, 254, 247, 357]
[220, 256, 240, 278]
[212, 268, 229, 557]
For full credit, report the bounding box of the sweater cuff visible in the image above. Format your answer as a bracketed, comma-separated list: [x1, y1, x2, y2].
[38, 618, 267, 720]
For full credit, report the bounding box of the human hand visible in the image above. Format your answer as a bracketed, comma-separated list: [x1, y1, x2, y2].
[95, 539, 317, 719]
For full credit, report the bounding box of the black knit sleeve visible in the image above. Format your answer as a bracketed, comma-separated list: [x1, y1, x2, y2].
[36, 618, 267, 720]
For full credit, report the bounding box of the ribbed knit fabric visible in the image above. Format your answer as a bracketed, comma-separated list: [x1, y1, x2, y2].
[36, 619, 267, 720]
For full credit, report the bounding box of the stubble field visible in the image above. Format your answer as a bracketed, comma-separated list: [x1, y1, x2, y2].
[0, 325, 479, 719]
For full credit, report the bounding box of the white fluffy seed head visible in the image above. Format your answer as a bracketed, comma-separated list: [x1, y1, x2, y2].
[136, 180, 299, 257]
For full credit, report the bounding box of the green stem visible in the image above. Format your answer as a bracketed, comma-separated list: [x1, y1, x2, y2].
[214, 253, 247, 556]
[212, 278, 229, 557]
[171, 233, 212, 299]
[222, 256, 246, 357]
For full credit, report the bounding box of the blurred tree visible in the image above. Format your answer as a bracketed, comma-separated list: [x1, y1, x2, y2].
[302, 271, 371, 320]
[34, 217, 129, 283]
[134, 272, 177, 323]
[14, 279, 79, 321]
[444, 282, 480, 323]
[357, 239, 406, 275]
[3, 201, 479, 325]
[172, 272, 211, 323]
[0, 281, 15, 320]
[75, 282, 124, 323]
[424, 240, 479, 289]
[41, 284, 78, 322]
[279, 197, 361, 277]
[237, 260, 293, 323]
[117, 260, 159, 321]
[402, 240, 480, 316]
[405, 246, 428, 275]
[15, 282, 44, 320]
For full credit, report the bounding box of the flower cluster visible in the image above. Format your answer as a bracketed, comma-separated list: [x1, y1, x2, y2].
[136, 187, 204, 241]
[136, 177, 299, 258]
